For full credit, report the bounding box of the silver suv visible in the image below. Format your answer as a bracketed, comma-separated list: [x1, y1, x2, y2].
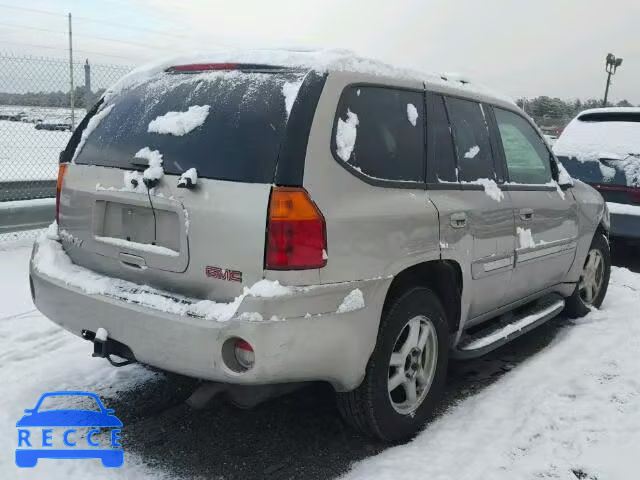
[30, 51, 610, 441]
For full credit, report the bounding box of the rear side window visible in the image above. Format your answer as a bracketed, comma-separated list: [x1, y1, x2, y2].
[446, 97, 495, 182]
[427, 94, 457, 182]
[74, 69, 308, 183]
[494, 108, 552, 184]
[332, 86, 425, 183]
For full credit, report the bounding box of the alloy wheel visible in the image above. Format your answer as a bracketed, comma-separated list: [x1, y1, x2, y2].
[579, 248, 605, 305]
[387, 315, 438, 415]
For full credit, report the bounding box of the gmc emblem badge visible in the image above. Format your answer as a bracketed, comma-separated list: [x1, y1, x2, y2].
[205, 266, 242, 283]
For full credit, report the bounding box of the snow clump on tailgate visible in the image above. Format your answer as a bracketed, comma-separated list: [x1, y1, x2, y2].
[32, 225, 293, 323]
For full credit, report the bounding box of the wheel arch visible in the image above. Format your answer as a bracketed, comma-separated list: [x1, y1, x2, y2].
[383, 260, 463, 334]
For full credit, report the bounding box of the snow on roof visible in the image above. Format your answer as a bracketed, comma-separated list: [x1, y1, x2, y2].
[103, 48, 515, 106]
[554, 108, 640, 161]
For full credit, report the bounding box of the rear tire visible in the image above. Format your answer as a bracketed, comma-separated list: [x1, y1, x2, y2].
[564, 233, 610, 318]
[336, 287, 449, 442]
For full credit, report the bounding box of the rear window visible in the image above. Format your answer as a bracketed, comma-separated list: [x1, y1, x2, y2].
[74, 69, 307, 183]
[332, 86, 425, 183]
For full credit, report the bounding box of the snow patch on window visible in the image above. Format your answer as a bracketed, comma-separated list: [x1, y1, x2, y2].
[407, 103, 419, 127]
[617, 156, 640, 187]
[147, 105, 210, 136]
[462, 178, 504, 201]
[71, 104, 114, 163]
[464, 145, 480, 159]
[337, 288, 365, 313]
[599, 163, 617, 181]
[336, 109, 359, 162]
[282, 79, 303, 119]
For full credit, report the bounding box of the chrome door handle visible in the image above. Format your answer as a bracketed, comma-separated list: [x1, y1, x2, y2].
[450, 212, 467, 228]
[519, 208, 534, 221]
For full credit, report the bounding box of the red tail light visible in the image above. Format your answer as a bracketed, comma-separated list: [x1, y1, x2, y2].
[55, 163, 68, 223]
[265, 187, 327, 270]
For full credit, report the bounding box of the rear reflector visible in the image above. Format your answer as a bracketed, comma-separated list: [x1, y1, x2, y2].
[265, 187, 327, 270]
[233, 339, 255, 370]
[55, 163, 68, 223]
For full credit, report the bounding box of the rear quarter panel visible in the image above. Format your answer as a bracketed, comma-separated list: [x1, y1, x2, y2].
[296, 71, 440, 285]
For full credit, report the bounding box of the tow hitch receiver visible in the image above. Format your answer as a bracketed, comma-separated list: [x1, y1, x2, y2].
[81, 329, 137, 367]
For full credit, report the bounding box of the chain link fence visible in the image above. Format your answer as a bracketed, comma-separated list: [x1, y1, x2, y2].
[0, 53, 131, 202]
[0, 53, 131, 240]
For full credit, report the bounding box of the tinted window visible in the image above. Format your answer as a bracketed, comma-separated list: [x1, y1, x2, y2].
[75, 70, 307, 183]
[333, 86, 425, 182]
[427, 94, 457, 182]
[494, 108, 552, 184]
[446, 98, 495, 182]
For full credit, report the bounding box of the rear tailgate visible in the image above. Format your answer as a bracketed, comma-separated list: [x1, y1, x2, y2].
[58, 66, 313, 301]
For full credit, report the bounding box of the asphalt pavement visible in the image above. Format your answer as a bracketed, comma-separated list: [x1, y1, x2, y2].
[106, 244, 638, 480]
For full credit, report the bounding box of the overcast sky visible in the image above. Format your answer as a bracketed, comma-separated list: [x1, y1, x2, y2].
[1, 0, 638, 103]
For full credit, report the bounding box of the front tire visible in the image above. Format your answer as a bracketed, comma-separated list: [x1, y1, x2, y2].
[564, 233, 610, 318]
[336, 287, 449, 442]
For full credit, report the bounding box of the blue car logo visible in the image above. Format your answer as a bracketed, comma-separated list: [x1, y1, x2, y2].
[16, 391, 123, 468]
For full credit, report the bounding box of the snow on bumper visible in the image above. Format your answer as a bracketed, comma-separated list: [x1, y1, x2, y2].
[29, 232, 391, 391]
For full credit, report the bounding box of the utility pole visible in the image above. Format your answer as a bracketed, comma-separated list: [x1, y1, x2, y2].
[68, 13, 75, 129]
[603, 53, 623, 107]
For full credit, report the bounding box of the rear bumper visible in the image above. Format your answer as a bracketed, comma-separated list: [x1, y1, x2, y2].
[30, 237, 391, 391]
[610, 212, 640, 240]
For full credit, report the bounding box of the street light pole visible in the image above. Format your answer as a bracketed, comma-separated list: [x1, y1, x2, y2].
[603, 53, 623, 107]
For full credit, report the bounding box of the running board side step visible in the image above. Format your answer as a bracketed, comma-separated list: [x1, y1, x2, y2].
[453, 295, 565, 359]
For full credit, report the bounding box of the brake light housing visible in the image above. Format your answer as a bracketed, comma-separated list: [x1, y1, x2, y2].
[265, 187, 327, 270]
[55, 163, 68, 223]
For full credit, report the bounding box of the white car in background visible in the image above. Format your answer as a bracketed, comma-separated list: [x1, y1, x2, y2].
[554, 107, 640, 243]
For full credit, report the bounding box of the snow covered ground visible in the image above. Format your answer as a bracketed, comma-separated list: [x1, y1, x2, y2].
[0, 237, 166, 479]
[1, 234, 638, 479]
[345, 269, 640, 480]
[0, 120, 70, 181]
